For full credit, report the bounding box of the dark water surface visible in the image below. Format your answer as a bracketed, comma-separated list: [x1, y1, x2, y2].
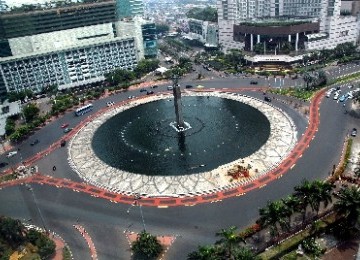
[92, 96, 270, 176]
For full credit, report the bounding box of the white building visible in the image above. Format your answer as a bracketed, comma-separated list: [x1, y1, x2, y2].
[185, 19, 219, 48]
[217, 0, 359, 54]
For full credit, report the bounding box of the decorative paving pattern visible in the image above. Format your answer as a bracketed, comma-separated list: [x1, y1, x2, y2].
[68, 92, 297, 197]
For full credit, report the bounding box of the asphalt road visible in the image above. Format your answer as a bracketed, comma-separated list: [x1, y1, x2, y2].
[0, 65, 358, 259]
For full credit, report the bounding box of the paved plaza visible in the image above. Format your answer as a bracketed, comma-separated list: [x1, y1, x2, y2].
[68, 91, 298, 197]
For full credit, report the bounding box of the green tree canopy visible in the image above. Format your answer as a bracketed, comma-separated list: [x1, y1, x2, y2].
[131, 230, 163, 259]
[186, 7, 218, 22]
[156, 24, 170, 35]
[23, 103, 40, 123]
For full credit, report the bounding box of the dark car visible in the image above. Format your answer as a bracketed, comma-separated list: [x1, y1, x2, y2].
[185, 85, 193, 89]
[264, 96, 272, 102]
[140, 88, 147, 92]
[250, 81, 258, 85]
[351, 128, 357, 137]
[30, 139, 39, 146]
[151, 85, 158, 88]
[146, 91, 154, 95]
[60, 140, 66, 147]
[63, 127, 73, 133]
[0, 162, 8, 168]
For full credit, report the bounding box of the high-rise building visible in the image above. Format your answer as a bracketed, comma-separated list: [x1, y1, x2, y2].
[217, 0, 359, 54]
[0, 0, 6, 12]
[116, 0, 144, 19]
[0, 0, 153, 98]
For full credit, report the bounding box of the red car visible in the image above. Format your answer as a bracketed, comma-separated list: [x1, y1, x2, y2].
[61, 123, 69, 128]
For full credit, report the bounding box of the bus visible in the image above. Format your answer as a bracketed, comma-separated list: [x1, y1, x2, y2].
[75, 103, 93, 116]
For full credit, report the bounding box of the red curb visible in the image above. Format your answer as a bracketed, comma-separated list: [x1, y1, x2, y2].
[0, 88, 325, 207]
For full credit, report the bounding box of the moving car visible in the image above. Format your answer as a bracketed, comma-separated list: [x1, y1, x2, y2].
[351, 128, 357, 137]
[151, 85, 158, 89]
[106, 101, 115, 107]
[339, 95, 346, 102]
[264, 96, 272, 102]
[30, 139, 39, 146]
[0, 162, 8, 168]
[128, 96, 136, 99]
[146, 91, 154, 95]
[140, 88, 147, 92]
[60, 140, 66, 147]
[61, 123, 69, 128]
[167, 86, 173, 90]
[6, 151, 17, 158]
[63, 128, 73, 133]
[250, 81, 258, 85]
[185, 85, 193, 89]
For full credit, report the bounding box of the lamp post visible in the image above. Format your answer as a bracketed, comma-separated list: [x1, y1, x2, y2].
[26, 184, 47, 234]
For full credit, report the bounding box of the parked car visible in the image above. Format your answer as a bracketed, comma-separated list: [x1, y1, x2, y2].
[61, 123, 69, 128]
[6, 151, 17, 158]
[146, 91, 154, 95]
[250, 81, 258, 85]
[30, 139, 39, 146]
[264, 96, 272, 102]
[351, 128, 357, 137]
[63, 128, 73, 133]
[167, 86, 173, 90]
[185, 85, 193, 89]
[140, 88, 147, 92]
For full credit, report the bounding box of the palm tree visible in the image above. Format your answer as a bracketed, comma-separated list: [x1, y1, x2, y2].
[258, 200, 291, 238]
[215, 226, 245, 259]
[282, 195, 302, 226]
[313, 180, 334, 214]
[187, 245, 224, 260]
[303, 72, 314, 90]
[334, 186, 360, 227]
[232, 246, 260, 260]
[131, 230, 162, 259]
[294, 180, 317, 222]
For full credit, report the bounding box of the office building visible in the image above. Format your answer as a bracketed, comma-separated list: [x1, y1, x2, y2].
[0, 0, 150, 98]
[185, 19, 219, 48]
[217, 0, 359, 56]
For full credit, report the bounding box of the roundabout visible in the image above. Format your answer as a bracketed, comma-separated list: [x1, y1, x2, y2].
[0, 77, 351, 259]
[68, 91, 297, 197]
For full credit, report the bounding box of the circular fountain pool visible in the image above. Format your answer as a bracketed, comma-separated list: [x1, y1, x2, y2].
[91, 96, 270, 176]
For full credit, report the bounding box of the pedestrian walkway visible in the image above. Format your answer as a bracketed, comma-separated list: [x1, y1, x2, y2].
[73, 224, 97, 260]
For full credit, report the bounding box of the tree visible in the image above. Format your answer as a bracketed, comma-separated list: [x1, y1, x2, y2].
[312, 180, 334, 214]
[294, 179, 317, 221]
[187, 245, 224, 260]
[131, 230, 162, 259]
[0, 217, 26, 248]
[156, 24, 170, 35]
[186, 7, 218, 22]
[232, 246, 259, 260]
[23, 103, 40, 122]
[303, 72, 315, 90]
[258, 200, 291, 238]
[215, 226, 245, 259]
[334, 186, 360, 227]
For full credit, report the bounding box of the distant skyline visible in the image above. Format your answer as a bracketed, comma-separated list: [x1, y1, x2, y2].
[5, 0, 77, 8]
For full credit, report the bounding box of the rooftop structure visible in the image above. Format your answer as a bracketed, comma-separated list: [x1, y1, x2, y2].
[217, 0, 359, 57]
[0, 0, 153, 99]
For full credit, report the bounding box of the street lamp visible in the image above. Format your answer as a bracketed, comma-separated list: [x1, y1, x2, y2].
[26, 184, 47, 234]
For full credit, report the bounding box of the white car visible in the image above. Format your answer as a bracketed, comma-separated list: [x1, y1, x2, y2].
[106, 101, 115, 107]
[167, 86, 173, 90]
[6, 151, 17, 158]
[333, 93, 339, 100]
